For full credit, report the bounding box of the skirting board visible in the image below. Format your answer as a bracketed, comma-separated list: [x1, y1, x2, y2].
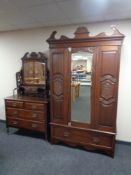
[0, 119, 131, 145]
[0, 119, 6, 123]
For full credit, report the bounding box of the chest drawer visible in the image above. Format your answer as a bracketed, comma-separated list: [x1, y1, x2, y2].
[6, 108, 19, 117]
[19, 110, 45, 121]
[6, 100, 24, 108]
[7, 118, 45, 132]
[25, 102, 45, 111]
[6, 108, 45, 121]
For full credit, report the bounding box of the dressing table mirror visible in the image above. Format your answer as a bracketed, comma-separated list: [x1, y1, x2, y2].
[5, 52, 49, 138]
[16, 52, 48, 97]
[47, 26, 124, 156]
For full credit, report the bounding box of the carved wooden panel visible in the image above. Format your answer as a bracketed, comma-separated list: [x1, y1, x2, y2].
[53, 75, 63, 97]
[50, 49, 70, 123]
[52, 99, 64, 119]
[100, 75, 116, 101]
[52, 53, 64, 74]
[94, 46, 119, 131]
[98, 103, 115, 127]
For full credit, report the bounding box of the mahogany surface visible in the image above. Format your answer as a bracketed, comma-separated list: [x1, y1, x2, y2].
[5, 52, 49, 139]
[47, 26, 124, 156]
[5, 95, 48, 138]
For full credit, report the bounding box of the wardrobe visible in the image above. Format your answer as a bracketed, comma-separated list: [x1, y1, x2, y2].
[47, 26, 124, 156]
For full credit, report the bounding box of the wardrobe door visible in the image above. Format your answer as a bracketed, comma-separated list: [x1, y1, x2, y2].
[50, 48, 70, 124]
[94, 46, 120, 132]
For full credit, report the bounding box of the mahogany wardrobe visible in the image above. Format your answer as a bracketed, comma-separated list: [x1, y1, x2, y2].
[47, 26, 124, 156]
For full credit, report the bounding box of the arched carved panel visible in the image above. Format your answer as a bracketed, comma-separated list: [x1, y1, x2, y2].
[101, 81, 113, 100]
[52, 74, 63, 97]
[99, 98, 115, 105]
[100, 75, 116, 101]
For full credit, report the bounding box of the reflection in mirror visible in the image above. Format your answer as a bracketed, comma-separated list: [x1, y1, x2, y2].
[71, 49, 93, 123]
[23, 61, 46, 85]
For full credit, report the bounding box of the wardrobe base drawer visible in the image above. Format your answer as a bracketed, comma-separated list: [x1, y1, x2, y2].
[51, 125, 114, 149]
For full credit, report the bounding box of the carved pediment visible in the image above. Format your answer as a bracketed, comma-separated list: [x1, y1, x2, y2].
[21, 52, 47, 62]
[47, 26, 125, 42]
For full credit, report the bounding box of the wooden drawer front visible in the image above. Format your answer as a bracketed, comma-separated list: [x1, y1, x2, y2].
[7, 118, 45, 132]
[19, 110, 45, 121]
[53, 126, 91, 143]
[6, 108, 19, 117]
[53, 127, 72, 140]
[6, 108, 45, 121]
[25, 102, 45, 111]
[91, 133, 113, 148]
[6, 100, 23, 108]
[52, 126, 113, 148]
[29, 120, 45, 132]
[7, 118, 20, 127]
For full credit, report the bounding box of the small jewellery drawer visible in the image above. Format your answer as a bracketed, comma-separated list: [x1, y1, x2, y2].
[7, 118, 45, 132]
[6, 100, 24, 108]
[25, 102, 45, 111]
[6, 108, 45, 121]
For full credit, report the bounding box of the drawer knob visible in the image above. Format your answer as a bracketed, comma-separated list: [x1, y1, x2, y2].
[32, 105, 36, 109]
[92, 137, 100, 144]
[31, 123, 38, 128]
[13, 103, 17, 107]
[13, 121, 18, 125]
[63, 131, 69, 137]
[13, 111, 18, 115]
[32, 113, 37, 118]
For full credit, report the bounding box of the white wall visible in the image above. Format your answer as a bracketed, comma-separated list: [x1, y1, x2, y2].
[0, 19, 131, 142]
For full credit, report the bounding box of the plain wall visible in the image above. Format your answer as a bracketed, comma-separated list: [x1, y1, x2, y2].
[0, 19, 131, 142]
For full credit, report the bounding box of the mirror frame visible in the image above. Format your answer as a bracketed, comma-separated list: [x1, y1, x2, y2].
[69, 47, 96, 128]
[16, 52, 49, 98]
[22, 52, 47, 86]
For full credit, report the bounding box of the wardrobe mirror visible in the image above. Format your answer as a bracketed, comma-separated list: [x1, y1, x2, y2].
[71, 49, 93, 123]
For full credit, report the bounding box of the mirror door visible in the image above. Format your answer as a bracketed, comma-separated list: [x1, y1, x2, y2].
[71, 48, 93, 124]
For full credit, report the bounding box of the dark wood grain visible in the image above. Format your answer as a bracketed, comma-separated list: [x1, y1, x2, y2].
[5, 96, 48, 137]
[47, 26, 124, 157]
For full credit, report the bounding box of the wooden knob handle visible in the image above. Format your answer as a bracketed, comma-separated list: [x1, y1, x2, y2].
[32, 113, 37, 118]
[63, 131, 69, 137]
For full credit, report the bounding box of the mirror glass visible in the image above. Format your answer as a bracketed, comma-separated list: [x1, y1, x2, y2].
[71, 50, 93, 123]
[23, 61, 46, 85]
